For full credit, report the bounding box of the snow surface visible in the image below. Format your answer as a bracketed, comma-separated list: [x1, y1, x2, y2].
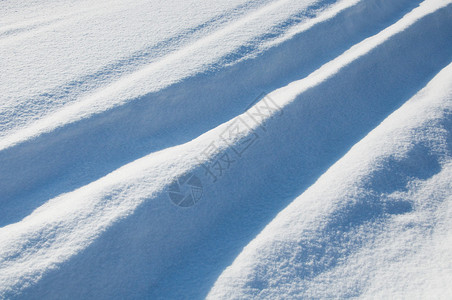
[0, 0, 451, 298]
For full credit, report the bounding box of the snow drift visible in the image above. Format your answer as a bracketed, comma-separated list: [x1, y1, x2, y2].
[0, 0, 451, 298]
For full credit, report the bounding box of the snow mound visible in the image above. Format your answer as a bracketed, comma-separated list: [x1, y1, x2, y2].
[0, 0, 451, 298]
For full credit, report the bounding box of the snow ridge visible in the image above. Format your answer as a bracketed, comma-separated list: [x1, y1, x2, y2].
[0, 0, 451, 298]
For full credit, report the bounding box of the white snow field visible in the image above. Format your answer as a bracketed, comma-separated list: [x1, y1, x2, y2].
[0, 0, 451, 298]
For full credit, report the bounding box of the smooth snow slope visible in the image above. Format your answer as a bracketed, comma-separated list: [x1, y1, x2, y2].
[0, 0, 451, 298]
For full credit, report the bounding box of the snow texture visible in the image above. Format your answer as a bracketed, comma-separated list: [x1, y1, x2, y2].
[0, 0, 451, 298]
